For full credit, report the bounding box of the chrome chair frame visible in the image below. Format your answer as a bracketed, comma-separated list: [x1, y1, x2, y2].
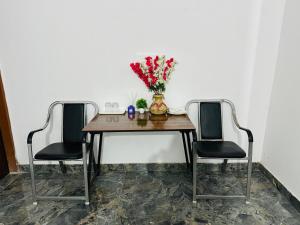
[185, 99, 253, 204]
[27, 101, 99, 205]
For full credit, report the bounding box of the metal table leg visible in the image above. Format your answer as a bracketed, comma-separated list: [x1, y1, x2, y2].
[181, 131, 190, 168]
[97, 132, 103, 176]
[88, 133, 95, 183]
[185, 131, 193, 169]
[188, 130, 197, 172]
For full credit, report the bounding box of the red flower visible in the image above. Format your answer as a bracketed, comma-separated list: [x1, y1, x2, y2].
[130, 62, 150, 88]
[163, 67, 168, 81]
[149, 73, 158, 85]
[154, 56, 159, 70]
[146, 60, 151, 67]
[145, 57, 154, 76]
[166, 58, 174, 68]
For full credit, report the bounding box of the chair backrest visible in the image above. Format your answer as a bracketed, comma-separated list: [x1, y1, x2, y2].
[186, 99, 225, 141]
[200, 102, 223, 140]
[186, 99, 244, 142]
[63, 103, 85, 143]
[43, 101, 99, 143]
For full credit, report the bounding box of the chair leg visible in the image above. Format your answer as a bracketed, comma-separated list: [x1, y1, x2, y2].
[246, 159, 253, 202]
[193, 149, 197, 205]
[27, 144, 37, 205]
[221, 159, 228, 173]
[82, 143, 90, 205]
[59, 161, 67, 174]
[246, 143, 253, 202]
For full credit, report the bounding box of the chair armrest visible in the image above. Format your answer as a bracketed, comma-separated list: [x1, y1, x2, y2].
[27, 103, 56, 144]
[27, 128, 46, 144]
[238, 127, 253, 143]
[224, 99, 254, 143]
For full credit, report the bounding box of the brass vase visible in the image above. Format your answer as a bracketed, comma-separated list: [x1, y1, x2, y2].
[149, 94, 168, 115]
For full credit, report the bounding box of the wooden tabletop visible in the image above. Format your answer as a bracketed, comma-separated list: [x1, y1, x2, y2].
[82, 112, 196, 133]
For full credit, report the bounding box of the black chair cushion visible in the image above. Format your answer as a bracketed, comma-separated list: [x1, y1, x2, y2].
[34, 142, 85, 160]
[193, 141, 246, 158]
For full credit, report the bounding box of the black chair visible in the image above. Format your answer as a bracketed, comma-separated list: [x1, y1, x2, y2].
[185, 99, 253, 204]
[27, 101, 98, 205]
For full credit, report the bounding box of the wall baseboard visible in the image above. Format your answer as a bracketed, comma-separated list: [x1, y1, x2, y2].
[17, 162, 261, 174]
[15, 162, 299, 212]
[257, 163, 300, 213]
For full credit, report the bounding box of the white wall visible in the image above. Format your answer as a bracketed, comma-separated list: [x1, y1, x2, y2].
[0, 0, 262, 164]
[262, 0, 300, 200]
[246, 0, 286, 160]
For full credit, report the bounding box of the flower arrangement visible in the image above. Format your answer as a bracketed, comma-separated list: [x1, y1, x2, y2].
[130, 55, 177, 95]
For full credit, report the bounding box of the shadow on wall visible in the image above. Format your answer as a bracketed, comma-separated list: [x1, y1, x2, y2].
[148, 132, 184, 163]
[101, 131, 185, 163]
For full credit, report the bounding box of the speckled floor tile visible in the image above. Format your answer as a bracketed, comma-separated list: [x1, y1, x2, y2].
[0, 165, 299, 225]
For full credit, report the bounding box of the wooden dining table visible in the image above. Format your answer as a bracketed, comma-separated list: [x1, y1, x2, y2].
[82, 112, 197, 173]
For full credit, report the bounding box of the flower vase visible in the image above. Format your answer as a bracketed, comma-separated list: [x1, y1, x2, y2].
[149, 94, 168, 115]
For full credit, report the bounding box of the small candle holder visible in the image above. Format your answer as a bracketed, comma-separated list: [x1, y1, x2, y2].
[127, 105, 135, 114]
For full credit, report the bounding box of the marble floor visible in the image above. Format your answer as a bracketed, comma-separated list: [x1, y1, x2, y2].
[0, 165, 300, 225]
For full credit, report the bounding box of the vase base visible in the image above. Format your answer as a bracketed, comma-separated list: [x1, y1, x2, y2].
[149, 114, 168, 121]
[150, 111, 168, 115]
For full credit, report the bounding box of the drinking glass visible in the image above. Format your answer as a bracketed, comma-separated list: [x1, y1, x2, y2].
[111, 102, 119, 112]
[105, 102, 112, 112]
